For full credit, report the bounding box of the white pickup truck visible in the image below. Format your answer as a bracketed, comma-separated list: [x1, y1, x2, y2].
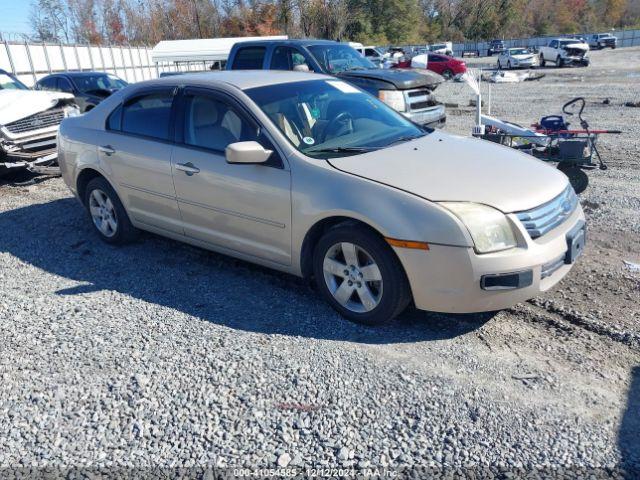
[538, 38, 590, 67]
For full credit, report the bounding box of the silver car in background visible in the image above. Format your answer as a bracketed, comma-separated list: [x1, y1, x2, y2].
[58, 71, 586, 325]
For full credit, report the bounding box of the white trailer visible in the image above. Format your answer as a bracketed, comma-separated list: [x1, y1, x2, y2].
[150, 36, 288, 72]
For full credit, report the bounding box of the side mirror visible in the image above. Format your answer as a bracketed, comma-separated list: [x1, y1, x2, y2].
[225, 141, 272, 164]
[293, 64, 310, 72]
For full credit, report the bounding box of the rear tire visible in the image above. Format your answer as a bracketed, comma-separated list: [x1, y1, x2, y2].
[84, 177, 138, 244]
[312, 225, 411, 325]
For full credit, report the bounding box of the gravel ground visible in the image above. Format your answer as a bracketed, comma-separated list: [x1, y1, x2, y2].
[0, 47, 639, 476]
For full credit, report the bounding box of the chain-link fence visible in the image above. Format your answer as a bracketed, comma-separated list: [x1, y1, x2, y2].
[400, 28, 640, 57]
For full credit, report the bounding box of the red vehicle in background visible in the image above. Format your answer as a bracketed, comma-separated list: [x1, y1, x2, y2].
[425, 54, 467, 79]
[392, 53, 467, 79]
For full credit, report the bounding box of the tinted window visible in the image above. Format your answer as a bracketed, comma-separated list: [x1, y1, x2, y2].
[232, 47, 266, 69]
[37, 76, 57, 90]
[270, 47, 308, 70]
[106, 104, 123, 131]
[428, 54, 443, 62]
[364, 48, 378, 57]
[57, 77, 74, 93]
[121, 92, 173, 140]
[73, 74, 127, 93]
[183, 94, 256, 151]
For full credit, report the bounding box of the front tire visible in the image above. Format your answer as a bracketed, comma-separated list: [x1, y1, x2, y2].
[540, 54, 546, 67]
[442, 69, 453, 79]
[313, 225, 411, 325]
[507, 60, 512, 69]
[556, 55, 564, 67]
[84, 177, 138, 244]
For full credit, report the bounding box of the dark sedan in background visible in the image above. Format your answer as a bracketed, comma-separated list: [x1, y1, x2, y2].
[35, 72, 127, 112]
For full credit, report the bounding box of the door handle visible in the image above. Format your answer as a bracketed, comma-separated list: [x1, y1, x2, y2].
[99, 145, 115, 156]
[175, 162, 200, 175]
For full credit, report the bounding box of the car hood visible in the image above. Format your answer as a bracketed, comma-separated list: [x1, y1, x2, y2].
[327, 131, 569, 213]
[337, 68, 443, 90]
[0, 90, 74, 125]
[562, 43, 589, 51]
[512, 54, 534, 59]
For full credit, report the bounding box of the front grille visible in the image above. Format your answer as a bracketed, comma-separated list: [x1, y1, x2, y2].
[5, 108, 65, 135]
[405, 88, 436, 112]
[516, 185, 579, 239]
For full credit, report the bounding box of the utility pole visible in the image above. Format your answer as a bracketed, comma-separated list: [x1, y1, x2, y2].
[192, 0, 203, 38]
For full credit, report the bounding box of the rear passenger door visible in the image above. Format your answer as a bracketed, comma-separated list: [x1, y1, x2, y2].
[96, 88, 183, 234]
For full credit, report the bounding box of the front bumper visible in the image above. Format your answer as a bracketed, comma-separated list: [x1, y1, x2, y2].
[394, 204, 586, 313]
[403, 104, 446, 129]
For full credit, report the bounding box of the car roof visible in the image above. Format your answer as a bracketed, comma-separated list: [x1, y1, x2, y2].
[134, 70, 333, 91]
[234, 39, 340, 48]
[46, 71, 114, 78]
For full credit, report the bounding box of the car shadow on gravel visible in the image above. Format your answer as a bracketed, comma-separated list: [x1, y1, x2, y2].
[618, 366, 640, 474]
[0, 198, 493, 344]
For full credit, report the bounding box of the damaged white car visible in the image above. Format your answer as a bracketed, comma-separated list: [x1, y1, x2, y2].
[539, 39, 590, 68]
[0, 69, 79, 175]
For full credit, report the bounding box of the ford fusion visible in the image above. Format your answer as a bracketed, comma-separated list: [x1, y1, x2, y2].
[58, 71, 585, 325]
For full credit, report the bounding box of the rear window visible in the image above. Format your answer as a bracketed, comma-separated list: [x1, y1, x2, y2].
[232, 47, 266, 69]
[121, 92, 173, 140]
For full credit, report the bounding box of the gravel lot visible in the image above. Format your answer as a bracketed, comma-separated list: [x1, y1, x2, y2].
[1, 47, 639, 476]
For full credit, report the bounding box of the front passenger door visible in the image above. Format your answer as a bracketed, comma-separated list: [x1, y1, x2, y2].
[171, 89, 292, 266]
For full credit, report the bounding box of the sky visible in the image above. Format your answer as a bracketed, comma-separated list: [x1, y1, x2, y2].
[0, 1, 32, 37]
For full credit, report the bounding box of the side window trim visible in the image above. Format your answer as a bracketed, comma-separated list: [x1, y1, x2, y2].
[175, 86, 284, 169]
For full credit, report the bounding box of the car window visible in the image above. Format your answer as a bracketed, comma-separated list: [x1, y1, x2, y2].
[73, 74, 127, 93]
[270, 46, 309, 71]
[37, 76, 57, 90]
[364, 48, 378, 57]
[307, 44, 375, 74]
[0, 72, 29, 90]
[428, 54, 443, 62]
[245, 79, 426, 159]
[57, 77, 74, 93]
[183, 94, 257, 152]
[106, 104, 123, 131]
[232, 47, 266, 69]
[121, 91, 174, 140]
[550, 40, 558, 48]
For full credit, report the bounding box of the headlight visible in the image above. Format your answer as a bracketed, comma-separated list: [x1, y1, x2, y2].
[63, 105, 81, 117]
[440, 202, 517, 253]
[378, 90, 406, 112]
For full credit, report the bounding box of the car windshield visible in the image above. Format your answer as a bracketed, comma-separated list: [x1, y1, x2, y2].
[308, 45, 375, 74]
[0, 72, 28, 90]
[509, 48, 529, 55]
[245, 79, 428, 159]
[73, 74, 127, 93]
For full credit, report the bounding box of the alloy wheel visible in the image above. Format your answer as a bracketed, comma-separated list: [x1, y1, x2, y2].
[322, 242, 383, 313]
[89, 189, 118, 238]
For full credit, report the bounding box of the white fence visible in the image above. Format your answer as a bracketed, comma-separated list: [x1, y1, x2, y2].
[0, 41, 206, 87]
